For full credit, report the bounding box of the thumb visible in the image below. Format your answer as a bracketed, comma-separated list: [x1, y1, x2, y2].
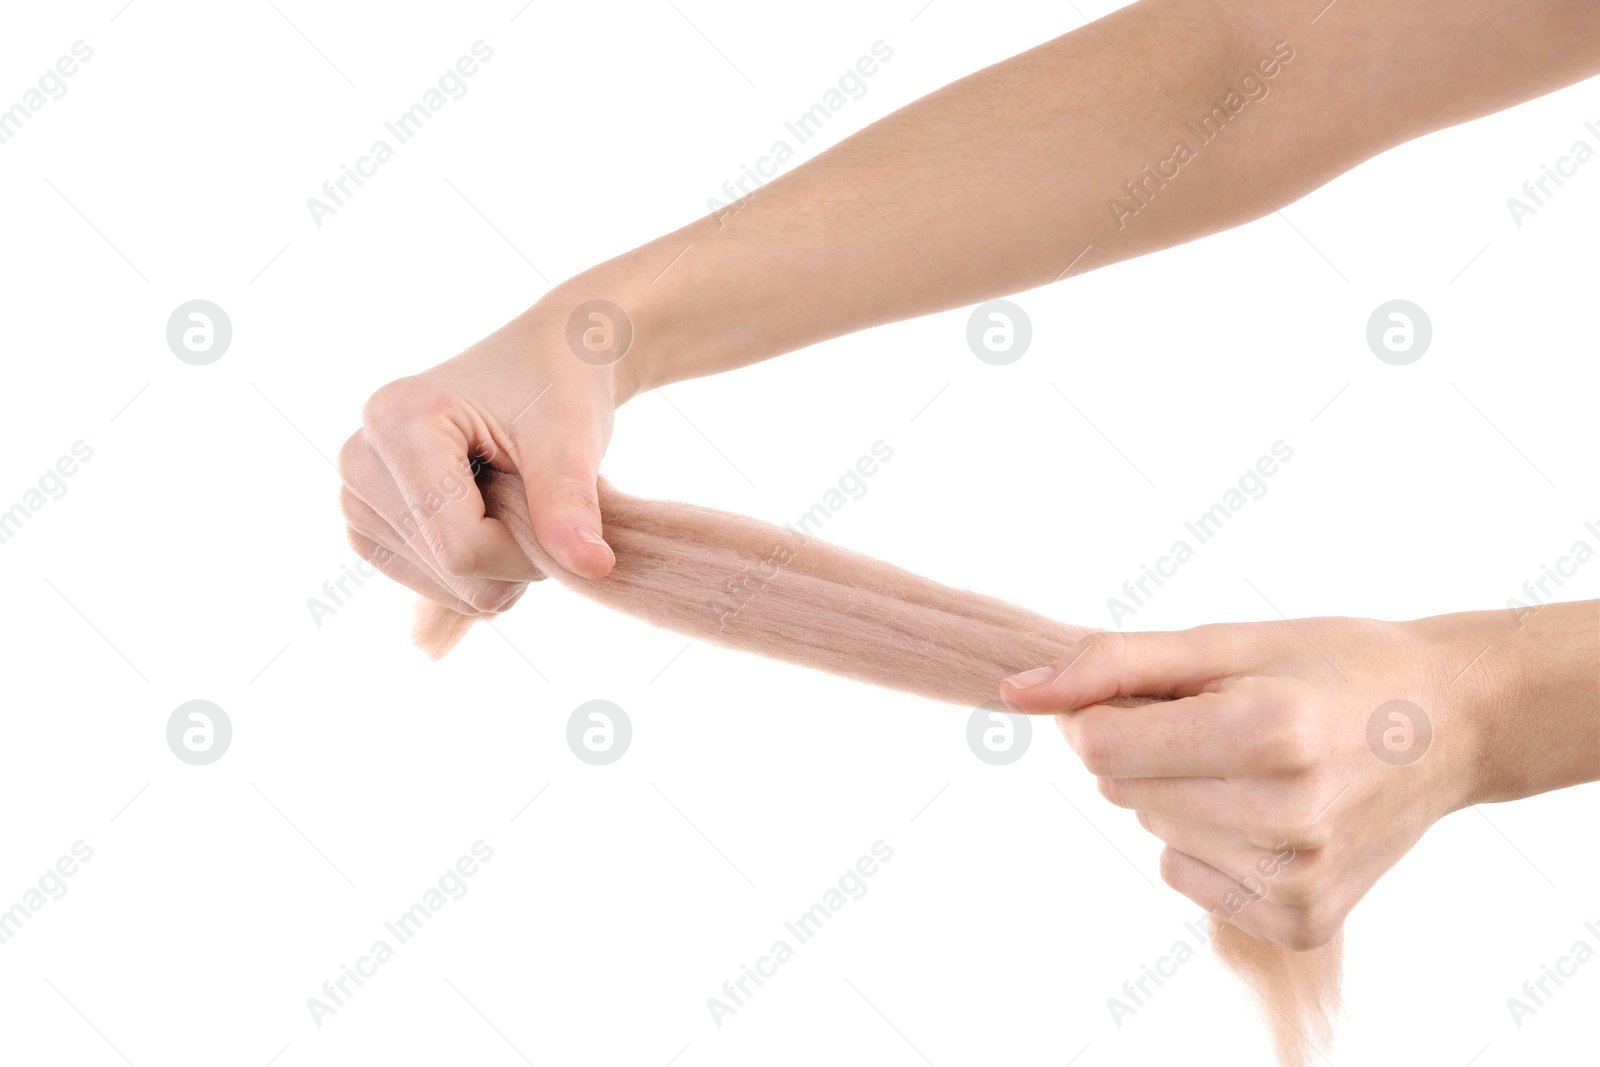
[999, 629, 1236, 712]
[514, 434, 615, 580]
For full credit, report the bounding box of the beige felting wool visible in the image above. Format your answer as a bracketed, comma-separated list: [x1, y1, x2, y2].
[412, 468, 1341, 1065]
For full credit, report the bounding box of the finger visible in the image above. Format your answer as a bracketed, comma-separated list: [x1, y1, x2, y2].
[340, 486, 521, 614]
[1096, 775, 1241, 832]
[1157, 847, 1294, 946]
[514, 402, 615, 580]
[339, 418, 532, 602]
[1058, 687, 1307, 778]
[1135, 811, 1299, 901]
[346, 528, 481, 616]
[1000, 627, 1253, 712]
[1097, 774, 1331, 850]
[1159, 847, 1338, 951]
[358, 383, 539, 584]
[339, 486, 444, 578]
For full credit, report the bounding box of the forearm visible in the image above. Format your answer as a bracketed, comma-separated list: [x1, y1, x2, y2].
[1420, 600, 1600, 807]
[560, 0, 1596, 402]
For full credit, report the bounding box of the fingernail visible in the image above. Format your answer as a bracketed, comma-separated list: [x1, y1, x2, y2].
[1003, 665, 1057, 689]
[577, 527, 615, 559]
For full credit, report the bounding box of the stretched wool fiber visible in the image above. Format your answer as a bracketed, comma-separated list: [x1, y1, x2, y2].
[412, 468, 1342, 1065]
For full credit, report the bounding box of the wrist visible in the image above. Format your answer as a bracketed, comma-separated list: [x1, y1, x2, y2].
[1409, 603, 1599, 809]
[541, 214, 755, 407]
[530, 269, 654, 409]
[1401, 612, 1503, 812]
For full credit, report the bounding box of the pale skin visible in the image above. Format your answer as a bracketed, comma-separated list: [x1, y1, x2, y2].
[340, 0, 1600, 948]
[1000, 604, 1598, 949]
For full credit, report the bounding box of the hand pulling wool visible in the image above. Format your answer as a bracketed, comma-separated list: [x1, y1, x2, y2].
[411, 467, 1341, 1065]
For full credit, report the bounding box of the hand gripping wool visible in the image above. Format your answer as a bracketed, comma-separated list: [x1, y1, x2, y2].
[412, 468, 1341, 1065]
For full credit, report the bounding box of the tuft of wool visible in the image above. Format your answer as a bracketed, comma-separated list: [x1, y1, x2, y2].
[411, 468, 1341, 1064]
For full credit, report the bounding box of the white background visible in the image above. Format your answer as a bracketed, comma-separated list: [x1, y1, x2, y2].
[1, 1, 1596, 1065]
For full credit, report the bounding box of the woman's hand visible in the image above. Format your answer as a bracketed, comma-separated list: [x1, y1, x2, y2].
[999, 605, 1598, 949]
[338, 284, 634, 616]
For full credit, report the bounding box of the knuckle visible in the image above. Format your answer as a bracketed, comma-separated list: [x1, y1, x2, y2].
[431, 571, 500, 614]
[361, 377, 450, 435]
[338, 487, 368, 525]
[1232, 840, 1298, 902]
[1075, 728, 1116, 776]
[432, 537, 480, 579]
[489, 583, 528, 613]
[1249, 806, 1326, 853]
[1158, 847, 1184, 890]
[460, 585, 505, 614]
[1276, 713, 1325, 772]
[1273, 875, 1319, 911]
[1235, 865, 1275, 904]
[345, 527, 400, 573]
[1283, 818, 1330, 851]
[1248, 699, 1323, 772]
[344, 524, 375, 558]
[1096, 775, 1122, 806]
[337, 431, 374, 483]
[1275, 911, 1338, 952]
[1267, 854, 1314, 902]
[1240, 812, 1283, 851]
